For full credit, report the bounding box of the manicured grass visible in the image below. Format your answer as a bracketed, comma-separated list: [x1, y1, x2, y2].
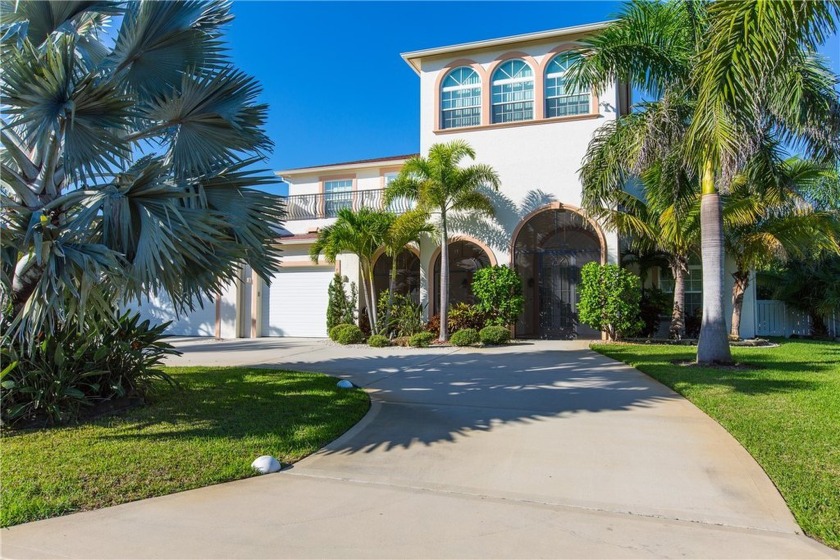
[0, 367, 369, 527]
[591, 340, 840, 550]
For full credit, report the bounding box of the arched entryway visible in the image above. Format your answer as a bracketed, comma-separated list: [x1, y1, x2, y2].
[512, 206, 604, 339]
[373, 249, 421, 303]
[431, 240, 493, 313]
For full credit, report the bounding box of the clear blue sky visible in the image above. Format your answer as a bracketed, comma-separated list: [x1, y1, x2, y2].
[225, 1, 840, 194]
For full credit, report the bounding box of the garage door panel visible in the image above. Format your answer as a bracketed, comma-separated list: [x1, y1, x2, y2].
[126, 292, 216, 337]
[263, 267, 333, 337]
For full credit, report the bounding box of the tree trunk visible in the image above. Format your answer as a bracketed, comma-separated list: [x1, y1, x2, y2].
[366, 264, 378, 334]
[439, 212, 449, 342]
[360, 262, 377, 334]
[385, 253, 399, 336]
[729, 269, 749, 340]
[697, 161, 733, 364]
[669, 256, 687, 340]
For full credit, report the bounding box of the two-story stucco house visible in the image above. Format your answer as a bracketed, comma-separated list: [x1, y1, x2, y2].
[136, 23, 760, 340]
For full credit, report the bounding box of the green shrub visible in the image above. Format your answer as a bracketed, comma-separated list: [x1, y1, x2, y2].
[326, 275, 357, 332]
[408, 332, 435, 348]
[392, 336, 411, 347]
[331, 324, 365, 345]
[450, 328, 480, 346]
[376, 290, 424, 337]
[367, 334, 390, 348]
[479, 325, 511, 345]
[447, 303, 488, 332]
[578, 263, 644, 340]
[472, 265, 524, 327]
[639, 287, 671, 338]
[0, 312, 178, 427]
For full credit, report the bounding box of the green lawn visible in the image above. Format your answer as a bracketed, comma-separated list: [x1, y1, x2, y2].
[0, 367, 369, 527]
[591, 340, 840, 550]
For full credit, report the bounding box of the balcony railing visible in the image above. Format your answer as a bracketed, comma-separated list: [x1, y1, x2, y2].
[284, 188, 415, 220]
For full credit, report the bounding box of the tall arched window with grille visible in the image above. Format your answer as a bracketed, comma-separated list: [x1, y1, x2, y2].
[491, 59, 533, 124]
[440, 67, 481, 129]
[545, 53, 591, 118]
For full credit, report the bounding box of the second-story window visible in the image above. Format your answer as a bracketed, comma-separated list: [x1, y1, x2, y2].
[491, 59, 533, 124]
[545, 53, 591, 118]
[441, 67, 481, 129]
[323, 179, 352, 218]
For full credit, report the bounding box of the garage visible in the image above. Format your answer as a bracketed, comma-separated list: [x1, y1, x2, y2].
[130, 292, 217, 336]
[262, 266, 334, 337]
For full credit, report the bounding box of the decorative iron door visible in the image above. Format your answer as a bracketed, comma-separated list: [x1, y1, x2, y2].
[537, 250, 579, 339]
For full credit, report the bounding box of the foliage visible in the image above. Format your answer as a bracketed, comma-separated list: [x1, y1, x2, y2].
[326, 274, 357, 331]
[367, 334, 390, 348]
[381, 211, 434, 332]
[392, 336, 411, 347]
[578, 263, 643, 340]
[0, 1, 284, 345]
[684, 309, 702, 339]
[638, 288, 671, 338]
[447, 303, 488, 332]
[591, 340, 840, 549]
[1, 367, 369, 527]
[328, 324, 364, 345]
[408, 332, 435, 348]
[479, 325, 511, 346]
[569, 0, 840, 363]
[471, 265, 525, 327]
[772, 255, 840, 337]
[310, 208, 393, 333]
[450, 328, 480, 347]
[386, 140, 500, 340]
[426, 314, 441, 334]
[1, 312, 178, 427]
[376, 290, 424, 338]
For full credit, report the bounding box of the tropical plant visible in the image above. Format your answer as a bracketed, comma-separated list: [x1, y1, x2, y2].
[578, 262, 643, 340]
[0, 1, 284, 345]
[1, 311, 178, 426]
[471, 265, 524, 328]
[367, 334, 390, 348]
[408, 331, 435, 348]
[310, 208, 393, 333]
[569, 0, 840, 362]
[450, 328, 480, 347]
[447, 302, 488, 332]
[479, 325, 511, 345]
[326, 274, 357, 331]
[376, 290, 425, 338]
[724, 156, 840, 339]
[386, 141, 500, 340]
[380, 209, 434, 331]
[772, 255, 840, 337]
[638, 287, 671, 338]
[579, 112, 701, 340]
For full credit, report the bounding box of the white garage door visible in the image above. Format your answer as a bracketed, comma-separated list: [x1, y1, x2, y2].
[262, 267, 334, 337]
[128, 292, 217, 336]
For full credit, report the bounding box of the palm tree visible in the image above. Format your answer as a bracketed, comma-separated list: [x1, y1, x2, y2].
[381, 209, 435, 334]
[579, 97, 700, 339]
[386, 141, 500, 341]
[569, 0, 840, 363]
[309, 207, 393, 333]
[724, 156, 840, 339]
[0, 1, 283, 344]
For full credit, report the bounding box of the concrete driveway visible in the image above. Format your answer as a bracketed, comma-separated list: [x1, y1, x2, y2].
[2, 338, 834, 559]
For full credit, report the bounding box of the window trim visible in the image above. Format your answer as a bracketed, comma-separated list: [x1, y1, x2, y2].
[490, 58, 535, 124]
[544, 52, 592, 119]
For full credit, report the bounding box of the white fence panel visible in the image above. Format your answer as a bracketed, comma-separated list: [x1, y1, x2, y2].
[755, 300, 813, 337]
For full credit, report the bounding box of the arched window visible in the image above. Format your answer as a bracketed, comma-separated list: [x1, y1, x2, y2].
[491, 59, 533, 124]
[432, 241, 491, 313]
[440, 67, 481, 129]
[544, 53, 591, 118]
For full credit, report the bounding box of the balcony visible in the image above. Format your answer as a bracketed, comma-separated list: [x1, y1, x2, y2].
[284, 188, 414, 221]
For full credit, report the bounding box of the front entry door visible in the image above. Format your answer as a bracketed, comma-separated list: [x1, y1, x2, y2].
[538, 251, 579, 339]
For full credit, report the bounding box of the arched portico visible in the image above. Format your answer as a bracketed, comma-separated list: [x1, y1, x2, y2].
[511, 203, 605, 339]
[373, 247, 421, 303]
[429, 238, 496, 314]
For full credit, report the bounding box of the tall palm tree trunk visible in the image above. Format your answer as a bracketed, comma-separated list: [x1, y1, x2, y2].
[360, 262, 377, 333]
[697, 162, 732, 364]
[439, 213, 449, 341]
[669, 257, 687, 339]
[729, 269, 749, 340]
[385, 254, 399, 336]
[366, 263, 378, 334]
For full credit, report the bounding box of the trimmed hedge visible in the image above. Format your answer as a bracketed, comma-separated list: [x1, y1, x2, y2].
[451, 328, 480, 346]
[367, 334, 390, 348]
[330, 324, 364, 345]
[409, 332, 435, 348]
[480, 325, 511, 345]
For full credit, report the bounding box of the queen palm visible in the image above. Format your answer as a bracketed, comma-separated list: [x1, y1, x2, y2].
[309, 207, 393, 334]
[724, 156, 840, 339]
[0, 1, 283, 343]
[569, 0, 840, 363]
[386, 141, 500, 341]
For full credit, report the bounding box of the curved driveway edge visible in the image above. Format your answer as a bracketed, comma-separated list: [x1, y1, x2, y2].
[2, 338, 836, 559]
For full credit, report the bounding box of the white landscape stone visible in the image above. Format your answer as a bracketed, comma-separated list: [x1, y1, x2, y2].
[251, 455, 282, 474]
[336, 380, 354, 389]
